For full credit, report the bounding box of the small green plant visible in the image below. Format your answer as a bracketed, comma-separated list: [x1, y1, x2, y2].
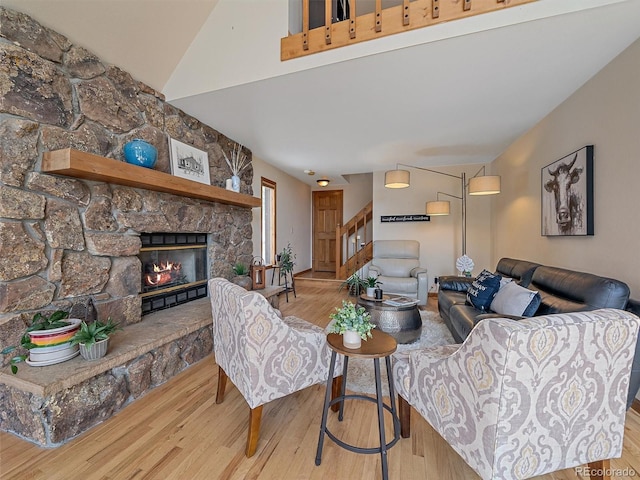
[364, 276, 381, 288]
[329, 300, 376, 340]
[232, 262, 249, 276]
[278, 243, 296, 274]
[1, 310, 70, 374]
[339, 272, 366, 296]
[70, 318, 121, 348]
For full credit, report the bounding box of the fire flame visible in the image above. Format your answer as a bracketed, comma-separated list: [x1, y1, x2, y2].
[145, 261, 182, 286]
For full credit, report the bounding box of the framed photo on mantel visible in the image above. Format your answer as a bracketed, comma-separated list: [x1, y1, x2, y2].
[541, 145, 594, 237]
[169, 138, 211, 186]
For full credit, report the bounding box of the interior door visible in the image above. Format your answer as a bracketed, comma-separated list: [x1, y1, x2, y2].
[313, 190, 343, 273]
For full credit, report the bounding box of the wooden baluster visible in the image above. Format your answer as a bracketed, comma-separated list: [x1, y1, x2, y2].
[349, 0, 356, 39]
[325, 0, 332, 44]
[302, 0, 309, 50]
[403, 0, 410, 26]
[336, 223, 342, 278]
[463, 0, 471, 11]
[432, 0, 440, 19]
[375, 0, 382, 32]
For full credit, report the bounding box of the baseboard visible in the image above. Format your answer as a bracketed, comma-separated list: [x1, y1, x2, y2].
[294, 268, 312, 277]
[632, 398, 640, 414]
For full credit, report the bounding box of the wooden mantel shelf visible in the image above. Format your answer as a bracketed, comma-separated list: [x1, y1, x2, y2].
[42, 149, 261, 208]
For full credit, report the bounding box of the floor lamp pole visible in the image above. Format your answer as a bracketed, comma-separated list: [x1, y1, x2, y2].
[461, 172, 466, 257]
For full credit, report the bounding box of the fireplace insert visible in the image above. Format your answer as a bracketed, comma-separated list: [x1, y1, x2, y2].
[139, 233, 208, 314]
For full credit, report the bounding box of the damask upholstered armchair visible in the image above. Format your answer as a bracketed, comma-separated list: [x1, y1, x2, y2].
[209, 278, 342, 457]
[392, 309, 640, 480]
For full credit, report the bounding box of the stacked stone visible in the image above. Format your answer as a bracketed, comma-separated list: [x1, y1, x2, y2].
[0, 7, 253, 363]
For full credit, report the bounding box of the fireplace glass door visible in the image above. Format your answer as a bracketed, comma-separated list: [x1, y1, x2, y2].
[139, 233, 208, 314]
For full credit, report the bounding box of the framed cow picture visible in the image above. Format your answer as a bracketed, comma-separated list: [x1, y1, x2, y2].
[541, 145, 594, 236]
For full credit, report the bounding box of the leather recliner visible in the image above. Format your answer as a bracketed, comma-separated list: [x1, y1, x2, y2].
[368, 240, 428, 305]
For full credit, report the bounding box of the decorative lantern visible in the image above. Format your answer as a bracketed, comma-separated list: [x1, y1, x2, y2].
[251, 257, 266, 290]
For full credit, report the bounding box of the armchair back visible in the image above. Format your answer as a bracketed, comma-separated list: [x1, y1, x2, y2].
[396, 308, 640, 479]
[209, 277, 333, 409]
[370, 240, 420, 277]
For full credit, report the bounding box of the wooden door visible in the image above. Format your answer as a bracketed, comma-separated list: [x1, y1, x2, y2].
[313, 190, 343, 273]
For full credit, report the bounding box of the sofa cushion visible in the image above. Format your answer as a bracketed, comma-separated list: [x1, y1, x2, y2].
[372, 258, 419, 277]
[490, 281, 541, 317]
[377, 275, 418, 295]
[448, 304, 479, 342]
[530, 266, 630, 315]
[494, 258, 541, 287]
[467, 269, 501, 311]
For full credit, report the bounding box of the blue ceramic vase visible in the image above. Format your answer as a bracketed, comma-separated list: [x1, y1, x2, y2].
[123, 139, 157, 168]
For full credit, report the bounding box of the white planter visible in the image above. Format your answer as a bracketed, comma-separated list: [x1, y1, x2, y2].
[79, 338, 109, 361]
[343, 330, 362, 349]
[366, 287, 376, 298]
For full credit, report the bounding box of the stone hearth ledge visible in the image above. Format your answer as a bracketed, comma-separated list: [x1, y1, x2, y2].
[0, 297, 212, 398]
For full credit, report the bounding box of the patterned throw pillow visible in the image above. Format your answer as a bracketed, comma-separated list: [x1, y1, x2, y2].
[467, 269, 502, 311]
[490, 280, 541, 317]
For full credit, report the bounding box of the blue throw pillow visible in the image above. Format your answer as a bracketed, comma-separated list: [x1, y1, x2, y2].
[467, 269, 502, 311]
[522, 292, 542, 316]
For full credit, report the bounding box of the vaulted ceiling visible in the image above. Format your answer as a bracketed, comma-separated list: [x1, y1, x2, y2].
[5, 0, 640, 185]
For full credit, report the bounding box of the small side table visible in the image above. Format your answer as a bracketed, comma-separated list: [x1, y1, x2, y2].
[270, 266, 296, 302]
[315, 330, 400, 480]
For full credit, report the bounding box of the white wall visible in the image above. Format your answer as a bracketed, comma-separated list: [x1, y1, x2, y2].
[491, 36, 640, 297]
[251, 155, 312, 274]
[372, 165, 493, 287]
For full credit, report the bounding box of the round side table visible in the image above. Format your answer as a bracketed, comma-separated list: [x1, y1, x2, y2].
[315, 329, 400, 480]
[357, 294, 422, 344]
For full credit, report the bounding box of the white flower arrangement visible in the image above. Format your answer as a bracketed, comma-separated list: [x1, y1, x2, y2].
[223, 143, 250, 177]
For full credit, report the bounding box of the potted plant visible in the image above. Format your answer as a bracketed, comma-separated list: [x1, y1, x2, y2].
[231, 262, 252, 290]
[1, 310, 81, 373]
[329, 300, 376, 349]
[70, 318, 121, 361]
[278, 243, 296, 277]
[363, 276, 382, 298]
[339, 272, 365, 297]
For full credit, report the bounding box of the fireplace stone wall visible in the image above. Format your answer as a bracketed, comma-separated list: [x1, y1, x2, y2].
[0, 7, 254, 366]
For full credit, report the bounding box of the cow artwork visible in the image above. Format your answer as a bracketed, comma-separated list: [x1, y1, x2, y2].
[541, 146, 594, 236]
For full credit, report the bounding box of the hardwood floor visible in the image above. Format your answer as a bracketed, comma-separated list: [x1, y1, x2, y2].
[1, 280, 639, 479]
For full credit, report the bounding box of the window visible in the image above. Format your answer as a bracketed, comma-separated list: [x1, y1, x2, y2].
[261, 178, 276, 265]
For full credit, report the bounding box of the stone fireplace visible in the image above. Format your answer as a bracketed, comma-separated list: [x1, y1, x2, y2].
[139, 233, 209, 314]
[0, 7, 258, 446]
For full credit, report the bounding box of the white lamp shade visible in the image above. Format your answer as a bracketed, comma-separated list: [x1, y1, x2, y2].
[468, 175, 501, 195]
[426, 200, 450, 216]
[384, 169, 410, 188]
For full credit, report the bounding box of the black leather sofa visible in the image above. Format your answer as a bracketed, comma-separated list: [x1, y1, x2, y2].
[438, 258, 640, 409]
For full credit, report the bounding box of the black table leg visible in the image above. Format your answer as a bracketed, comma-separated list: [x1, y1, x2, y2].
[386, 356, 400, 440]
[338, 355, 349, 421]
[315, 351, 337, 466]
[374, 358, 389, 480]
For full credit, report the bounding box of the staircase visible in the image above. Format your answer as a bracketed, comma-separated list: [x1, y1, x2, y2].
[336, 201, 373, 280]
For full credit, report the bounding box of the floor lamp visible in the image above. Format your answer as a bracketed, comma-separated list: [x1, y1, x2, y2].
[384, 164, 500, 274]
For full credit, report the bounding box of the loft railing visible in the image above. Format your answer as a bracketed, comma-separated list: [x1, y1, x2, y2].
[281, 0, 535, 61]
[336, 200, 373, 279]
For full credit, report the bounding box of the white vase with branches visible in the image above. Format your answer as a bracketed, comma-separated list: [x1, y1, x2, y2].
[223, 143, 250, 192]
